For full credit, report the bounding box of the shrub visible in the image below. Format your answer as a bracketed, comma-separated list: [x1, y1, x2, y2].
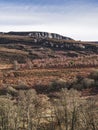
[7, 86, 18, 96]
[89, 70, 98, 80]
[13, 60, 20, 70]
[72, 83, 83, 90]
[81, 78, 95, 89]
[15, 80, 29, 90]
[76, 75, 84, 83]
[71, 76, 95, 90]
[0, 87, 7, 95]
[49, 79, 67, 92]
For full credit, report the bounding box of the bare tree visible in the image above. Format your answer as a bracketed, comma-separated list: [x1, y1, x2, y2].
[13, 60, 20, 70]
[26, 58, 33, 69]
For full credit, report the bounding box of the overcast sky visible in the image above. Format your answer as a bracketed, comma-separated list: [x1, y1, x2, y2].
[0, 0, 98, 41]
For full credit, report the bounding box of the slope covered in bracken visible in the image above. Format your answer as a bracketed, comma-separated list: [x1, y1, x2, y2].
[0, 32, 98, 97]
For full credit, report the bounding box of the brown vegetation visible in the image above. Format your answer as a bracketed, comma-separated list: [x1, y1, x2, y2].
[0, 33, 98, 129]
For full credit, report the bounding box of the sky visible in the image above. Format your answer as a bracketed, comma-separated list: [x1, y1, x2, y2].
[0, 0, 98, 41]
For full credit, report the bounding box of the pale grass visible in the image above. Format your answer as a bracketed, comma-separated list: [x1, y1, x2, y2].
[0, 47, 28, 55]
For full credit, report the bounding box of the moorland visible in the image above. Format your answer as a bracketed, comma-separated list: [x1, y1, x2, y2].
[0, 32, 98, 130]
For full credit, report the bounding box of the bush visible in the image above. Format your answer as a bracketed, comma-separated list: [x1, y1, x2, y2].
[72, 83, 83, 90]
[0, 84, 18, 96]
[81, 78, 95, 89]
[14, 80, 29, 90]
[0, 87, 7, 95]
[89, 70, 98, 80]
[7, 86, 18, 96]
[70, 76, 95, 90]
[49, 79, 67, 92]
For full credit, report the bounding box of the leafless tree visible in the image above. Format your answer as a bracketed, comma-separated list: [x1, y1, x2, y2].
[13, 60, 20, 70]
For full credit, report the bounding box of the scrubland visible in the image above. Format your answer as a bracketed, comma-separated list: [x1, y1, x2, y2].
[0, 34, 98, 130]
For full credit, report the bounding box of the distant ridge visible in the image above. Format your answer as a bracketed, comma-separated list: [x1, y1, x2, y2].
[0, 32, 98, 64]
[5, 31, 73, 40]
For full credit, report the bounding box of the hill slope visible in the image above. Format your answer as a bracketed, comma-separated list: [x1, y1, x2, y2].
[0, 32, 98, 63]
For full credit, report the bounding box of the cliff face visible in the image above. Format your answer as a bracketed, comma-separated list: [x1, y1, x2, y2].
[6, 31, 73, 40]
[28, 32, 73, 40]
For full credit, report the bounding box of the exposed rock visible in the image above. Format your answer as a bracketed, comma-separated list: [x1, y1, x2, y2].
[6, 31, 73, 40]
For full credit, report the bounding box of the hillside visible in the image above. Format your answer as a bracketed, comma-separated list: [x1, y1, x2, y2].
[0, 32, 98, 64]
[0, 33, 98, 130]
[0, 32, 98, 93]
[6, 31, 73, 40]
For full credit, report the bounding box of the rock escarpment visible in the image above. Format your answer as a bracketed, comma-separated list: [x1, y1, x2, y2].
[6, 31, 73, 40]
